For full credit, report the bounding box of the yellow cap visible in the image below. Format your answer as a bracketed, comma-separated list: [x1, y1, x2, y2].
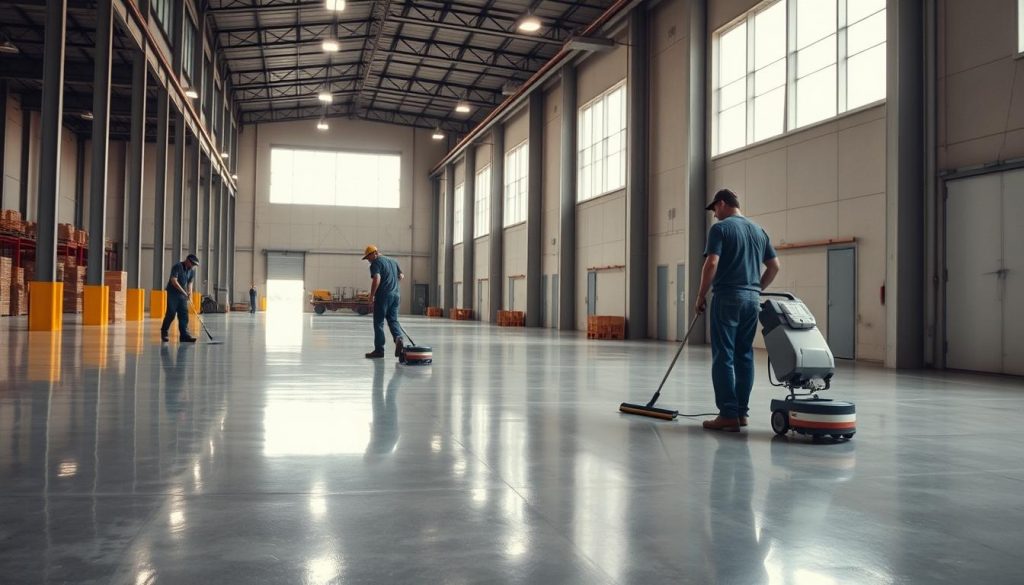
[362, 245, 379, 260]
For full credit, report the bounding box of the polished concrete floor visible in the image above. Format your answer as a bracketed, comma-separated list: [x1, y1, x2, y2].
[1, 311, 1023, 584]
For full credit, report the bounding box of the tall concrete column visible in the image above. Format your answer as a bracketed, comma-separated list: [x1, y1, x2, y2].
[429, 176, 440, 306]
[229, 193, 236, 302]
[0, 81, 6, 207]
[626, 8, 650, 339]
[125, 48, 147, 289]
[462, 148, 476, 310]
[686, 0, 709, 344]
[211, 180, 221, 300]
[170, 115, 186, 260]
[74, 139, 85, 228]
[525, 92, 543, 327]
[29, 0, 66, 331]
[33, 0, 66, 283]
[489, 125, 505, 321]
[558, 66, 577, 331]
[443, 165, 455, 311]
[152, 91, 169, 289]
[203, 164, 214, 291]
[885, 0, 925, 368]
[188, 142, 201, 254]
[19, 108, 30, 217]
[85, 0, 113, 289]
[219, 181, 228, 303]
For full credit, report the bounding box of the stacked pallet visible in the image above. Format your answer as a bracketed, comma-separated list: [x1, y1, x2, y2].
[497, 310, 525, 327]
[63, 260, 85, 314]
[450, 308, 473, 320]
[10, 267, 27, 316]
[425, 307, 443, 317]
[105, 270, 127, 323]
[58, 223, 75, 241]
[587, 316, 625, 340]
[1, 210, 25, 235]
[0, 257, 10, 316]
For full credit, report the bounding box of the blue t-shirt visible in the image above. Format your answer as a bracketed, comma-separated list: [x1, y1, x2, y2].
[369, 256, 402, 297]
[703, 216, 776, 293]
[166, 262, 195, 294]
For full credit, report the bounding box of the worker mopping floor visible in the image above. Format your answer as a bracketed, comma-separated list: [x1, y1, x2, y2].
[620, 292, 856, 440]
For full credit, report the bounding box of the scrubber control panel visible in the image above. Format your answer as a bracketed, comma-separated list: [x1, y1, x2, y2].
[759, 297, 818, 333]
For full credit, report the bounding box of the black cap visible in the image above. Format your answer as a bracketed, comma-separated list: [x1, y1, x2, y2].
[706, 188, 740, 211]
[186, 254, 200, 265]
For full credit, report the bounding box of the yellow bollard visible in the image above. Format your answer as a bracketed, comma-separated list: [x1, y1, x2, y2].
[83, 285, 110, 326]
[259, 296, 267, 311]
[127, 289, 146, 321]
[28, 282, 64, 332]
[150, 289, 167, 319]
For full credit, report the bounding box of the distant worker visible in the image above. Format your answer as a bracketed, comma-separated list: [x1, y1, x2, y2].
[249, 283, 258, 314]
[361, 245, 405, 359]
[161, 253, 200, 343]
[695, 189, 780, 432]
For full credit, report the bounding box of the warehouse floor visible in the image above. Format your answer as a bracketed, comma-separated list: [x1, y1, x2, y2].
[1, 313, 1023, 584]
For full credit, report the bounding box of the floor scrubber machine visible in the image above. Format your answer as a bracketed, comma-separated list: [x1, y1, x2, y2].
[397, 327, 432, 366]
[760, 293, 856, 440]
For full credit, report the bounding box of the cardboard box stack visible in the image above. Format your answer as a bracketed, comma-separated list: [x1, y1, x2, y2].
[105, 270, 127, 323]
[0, 257, 11, 316]
[63, 259, 85, 314]
[1, 210, 24, 235]
[58, 223, 75, 242]
[10, 267, 27, 316]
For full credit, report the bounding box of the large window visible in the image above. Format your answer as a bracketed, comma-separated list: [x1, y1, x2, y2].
[152, 0, 174, 42]
[453, 183, 464, 244]
[270, 148, 400, 208]
[475, 165, 491, 238]
[578, 82, 626, 202]
[504, 141, 529, 227]
[713, 0, 886, 155]
[182, 15, 197, 82]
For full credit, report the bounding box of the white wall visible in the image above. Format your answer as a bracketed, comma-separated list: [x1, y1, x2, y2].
[233, 117, 446, 311]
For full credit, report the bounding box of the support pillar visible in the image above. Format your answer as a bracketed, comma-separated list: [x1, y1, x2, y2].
[462, 148, 476, 310]
[83, 0, 114, 326]
[74, 138, 85, 228]
[229, 193, 236, 303]
[429, 176, 440, 306]
[19, 108, 30, 217]
[885, 0, 925, 368]
[686, 0, 709, 345]
[626, 8, 650, 339]
[170, 113, 185, 260]
[152, 91, 169, 294]
[30, 0, 67, 331]
[525, 92, 543, 327]
[489, 125, 505, 322]
[218, 181, 227, 303]
[0, 81, 7, 207]
[203, 164, 214, 293]
[125, 47, 147, 297]
[443, 165, 455, 311]
[188, 140, 201, 254]
[558, 66, 577, 331]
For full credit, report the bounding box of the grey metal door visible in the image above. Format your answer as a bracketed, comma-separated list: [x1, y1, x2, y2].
[412, 284, 428, 315]
[587, 271, 597, 316]
[657, 265, 668, 340]
[827, 248, 856, 360]
[507, 277, 515, 310]
[454, 283, 462, 309]
[477, 280, 488, 321]
[540, 275, 548, 326]
[551, 275, 559, 329]
[676, 263, 686, 341]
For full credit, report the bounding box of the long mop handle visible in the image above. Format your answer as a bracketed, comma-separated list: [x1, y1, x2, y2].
[646, 314, 702, 408]
[187, 299, 215, 341]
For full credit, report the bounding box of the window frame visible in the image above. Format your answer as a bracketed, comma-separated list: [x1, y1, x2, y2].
[268, 146, 402, 209]
[576, 80, 627, 203]
[503, 140, 529, 227]
[453, 183, 465, 245]
[474, 164, 491, 238]
[712, 0, 887, 157]
[151, 0, 175, 44]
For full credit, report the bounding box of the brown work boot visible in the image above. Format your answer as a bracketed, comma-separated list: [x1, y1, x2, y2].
[740, 417, 749, 427]
[394, 337, 405, 357]
[702, 416, 741, 432]
[365, 350, 385, 359]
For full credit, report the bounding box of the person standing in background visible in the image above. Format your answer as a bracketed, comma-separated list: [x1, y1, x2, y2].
[249, 283, 257, 314]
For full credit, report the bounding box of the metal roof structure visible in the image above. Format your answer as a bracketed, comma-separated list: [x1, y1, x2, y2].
[207, 0, 615, 133]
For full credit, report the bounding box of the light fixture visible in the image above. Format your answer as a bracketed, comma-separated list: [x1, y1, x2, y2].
[220, 152, 229, 159]
[431, 128, 444, 140]
[455, 101, 471, 114]
[566, 35, 616, 52]
[231, 174, 239, 180]
[517, 15, 542, 33]
[185, 87, 199, 99]
[317, 119, 329, 131]
[325, 0, 346, 11]
[80, 111, 94, 121]
[501, 81, 522, 96]
[322, 39, 340, 52]
[0, 40, 19, 55]
[318, 91, 333, 103]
